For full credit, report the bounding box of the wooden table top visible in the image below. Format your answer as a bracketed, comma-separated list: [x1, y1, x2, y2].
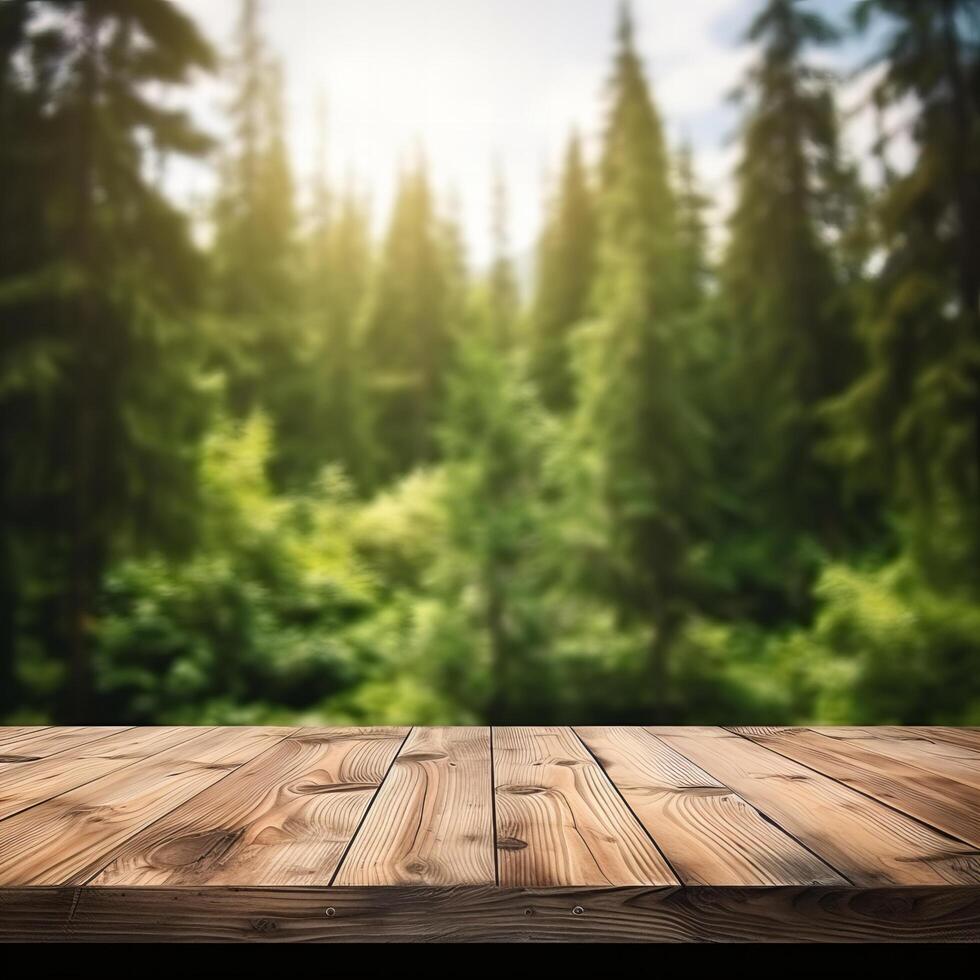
[1, 725, 979, 942]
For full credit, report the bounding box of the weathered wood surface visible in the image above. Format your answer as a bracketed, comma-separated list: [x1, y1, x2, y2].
[731, 726, 980, 847]
[576, 726, 845, 886]
[1, 886, 978, 943]
[0, 727, 289, 886]
[90, 728, 407, 887]
[493, 726, 677, 887]
[0, 726, 129, 764]
[650, 727, 980, 886]
[334, 727, 493, 886]
[0, 727, 205, 821]
[0, 725, 978, 942]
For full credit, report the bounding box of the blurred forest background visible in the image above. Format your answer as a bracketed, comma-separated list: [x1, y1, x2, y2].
[1, 0, 978, 726]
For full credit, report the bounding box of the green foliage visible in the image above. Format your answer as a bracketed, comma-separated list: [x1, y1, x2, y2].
[2, 0, 978, 727]
[360, 158, 465, 485]
[824, 0, 980, 586]
[532, 133, 597, 408]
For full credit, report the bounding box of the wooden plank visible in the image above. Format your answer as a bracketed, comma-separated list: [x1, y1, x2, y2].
[0, 727, 44, 749]
[493, 726, 677, 887]
[0, 727, 128, 764]
[0, 727, 289, 886]
[651, 727, 980, 886]
[811, 727, 980, 792]
[732, 727, 980, 847]
[89, 727, 407, 887]
[902, 727, 980, 753]
[0, 727, 206, 821]
[335, 727, 493, 886]
[2, 885, 979, 943]
[576, 726, 846, 885]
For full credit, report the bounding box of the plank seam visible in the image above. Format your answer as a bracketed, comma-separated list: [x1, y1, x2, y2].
[489, 726, 499, 886]
[724, 728, 979, 856]
[329, 726, 414, 887]
[0, 726, 135, 759]
[570, 727, 682, 886]
[908, 729, 980, 754]
[804, 726, 980, 791]
[650, 728, 857, 886]
[0, 726, 212, 829]
[77, 727, 295, 885]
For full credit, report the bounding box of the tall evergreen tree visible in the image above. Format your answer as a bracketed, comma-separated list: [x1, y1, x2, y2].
[361, 157, 461, 484]
[827, 0, 980, 584]
[674, 140, 711, 311]
[577, 4, 702, 716]
[719, 0, 864, 616]
[0, 1, 215, 719]
[486, 164, 519, 348]
[531, 132, 597, 410]
[213, 0, 313, 485]
[306, 151, 374, 486]
[440, 332, 552, 722]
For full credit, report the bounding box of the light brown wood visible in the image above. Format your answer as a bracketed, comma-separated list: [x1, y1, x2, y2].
[732, 726, 980, 847]
[3, 885, 979, 943]
[2, 725, 980, 942]
[0, 727, 45, 749]
[810, 727, 980, 791]
[335, 726, 494, 886]
[0, 726, 128, 764]
[90, 727, 407, 886]
[576, 726, 846, 885]
[901, 727, 980, 753]
[0, 727, 289, 885]
[650, 727, 980, 886]
[0, 727, 207, 821]
[493, 726, 677, 887]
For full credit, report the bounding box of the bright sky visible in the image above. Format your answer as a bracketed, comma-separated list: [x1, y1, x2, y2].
[171, 0, 877, 267]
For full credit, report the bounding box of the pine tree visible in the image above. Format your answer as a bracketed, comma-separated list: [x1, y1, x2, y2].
[0, 1, 215, 719]
[531, 132, 597, 410]
[361, 157, 461, 484]
[674, 141, 711, 311]
[486, 164, 519, 348]
[213, 0, 314, 486]
[717, 0, 864, 618]
[827, 0, 980, 584]
[306, 151, 374, 487]
[0, 1, 54, 717]
[440, 331, 551, 722]
[577, 4, 702, 716]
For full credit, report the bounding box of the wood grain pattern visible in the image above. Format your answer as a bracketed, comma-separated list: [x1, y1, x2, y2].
[0, 727, 44, 749]
[334, 727, 494, 886]
[651, 727, 980, 886]
[0, 727, 289, 886]
[0, 727, 206, 821]
[2, 885, 978, 943]
[89, 727, 407, 886]
[810, 727, 980, 791]
[732, 727, 980, 847]
[0, 727, 128, 765]
[576, 726, 846, 885]
[2, 725, 980, 942]
[493, 726, 677, 887]
[901, 727, 980, 753]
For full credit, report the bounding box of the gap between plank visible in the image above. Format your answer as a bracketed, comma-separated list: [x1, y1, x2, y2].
[0, 726, 136, 761]
[0, 727, 212, 830]
[648, 728, 857, 886]
[328, 726, 414, 887]
[489, 726, 499, 886]
[79, 727, 296, 885]
[570, 727, 682, 885]
[725, 726, 980, 853]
